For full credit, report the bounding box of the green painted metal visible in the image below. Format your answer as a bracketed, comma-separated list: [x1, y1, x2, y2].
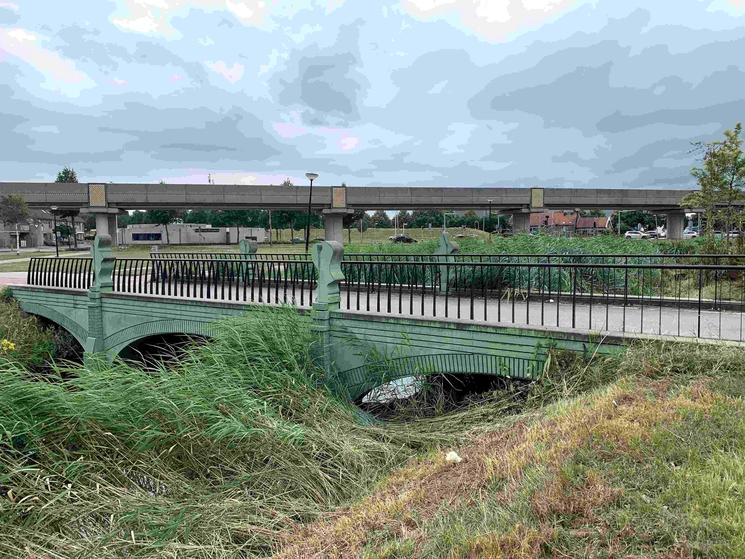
[435, 232, 459, 294]
[10, 239, 626, 398]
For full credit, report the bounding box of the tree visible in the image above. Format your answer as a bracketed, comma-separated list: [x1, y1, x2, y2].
[0, 195, 29, 254]
[148, 210, 178, 244]
[608, 210, 658, 234]
[683, 123, 745, 243]
[410, 209, 443, 228]
[343, 209, 366, 243]
[54, 167, 81, 248]
[369, 210, 391, 228]
[55, 166, 78, 183]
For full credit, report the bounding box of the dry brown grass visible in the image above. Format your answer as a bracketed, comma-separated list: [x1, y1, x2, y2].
[274, 377, 718, 559]
[465, 524, 554, 559]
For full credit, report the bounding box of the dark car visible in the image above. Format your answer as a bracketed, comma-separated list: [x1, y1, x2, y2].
[390, 234, 417, 244]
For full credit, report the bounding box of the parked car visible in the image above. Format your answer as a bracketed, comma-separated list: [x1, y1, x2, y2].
[683, 229, 698, 239]
[390, 234, 417, 244]
[624, 230, 649, 239]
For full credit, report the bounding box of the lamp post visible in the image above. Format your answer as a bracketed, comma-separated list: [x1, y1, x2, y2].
[304, 172, 318, 252]
[50, 206, 59, 257]
[487, 199, 493, 240]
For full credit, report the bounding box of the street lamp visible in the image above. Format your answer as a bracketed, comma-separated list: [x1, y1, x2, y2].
[50, 206, 59, 258]
[488, 199, 493, 241]
[304, 172, 319, 252]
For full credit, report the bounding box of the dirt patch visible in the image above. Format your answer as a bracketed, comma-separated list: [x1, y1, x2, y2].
[531, 469, 622, 522]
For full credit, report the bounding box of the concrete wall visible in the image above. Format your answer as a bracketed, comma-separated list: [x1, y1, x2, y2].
[119, 223, 267, 245]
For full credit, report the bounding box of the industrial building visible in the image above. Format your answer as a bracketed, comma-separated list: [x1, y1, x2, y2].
[117, 223, 267, 245]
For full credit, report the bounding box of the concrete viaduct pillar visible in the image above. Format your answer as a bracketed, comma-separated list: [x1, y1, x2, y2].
[322, 209, 351, 244]
[79, 184, 122, 246]
[322, 185, 353, 244]
[512, 212, 530, 234]
[666, 211, 686, 241]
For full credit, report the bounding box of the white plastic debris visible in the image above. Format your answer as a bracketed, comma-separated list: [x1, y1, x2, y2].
[445, 450, 462, 464]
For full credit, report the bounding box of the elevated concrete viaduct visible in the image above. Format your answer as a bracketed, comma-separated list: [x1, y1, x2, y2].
[0, 182, 701, 243]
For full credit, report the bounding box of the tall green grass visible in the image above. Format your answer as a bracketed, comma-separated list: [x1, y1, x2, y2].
[0, 307, 446, 558]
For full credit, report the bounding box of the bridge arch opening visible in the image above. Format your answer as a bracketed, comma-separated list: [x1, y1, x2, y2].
[117, 333, 210, 370]
[358, 372, 532, 418]
[341, 353, 543, 419]
[31, 316, 85, 365]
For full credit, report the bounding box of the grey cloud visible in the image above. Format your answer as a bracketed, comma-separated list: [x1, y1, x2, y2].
[99, 104, 281, 163]
[0, 6, 19, 24]
[276, 22, 369, 125]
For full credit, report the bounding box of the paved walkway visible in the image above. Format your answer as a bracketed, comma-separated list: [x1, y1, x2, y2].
[0, 272, 30, 287]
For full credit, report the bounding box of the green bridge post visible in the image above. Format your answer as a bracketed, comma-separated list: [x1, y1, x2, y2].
[311, 241, 344, 376]
[85, 235, 115, 355]
[435, 232, 459, 294]
[239, 238, 258, 258]
[239, 238, 258, 281]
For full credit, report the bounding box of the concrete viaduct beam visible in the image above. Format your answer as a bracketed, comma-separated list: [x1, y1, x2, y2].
[0, 182, 701, 212]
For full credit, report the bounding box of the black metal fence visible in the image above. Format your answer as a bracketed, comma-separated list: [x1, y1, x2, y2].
[25, 254, 745, 341]
[112, 258, 315, 306]
[340, 259, 745, 341]
[150, 251, 745, 266]
[27, 258, 93, 290]
[151, 252, 310, 261]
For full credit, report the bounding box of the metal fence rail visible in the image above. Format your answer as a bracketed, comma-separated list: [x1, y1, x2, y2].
[27, 257, 93, 290]
[340, 260, 745, 341]
[112, 258, 316, 306]
[151, 252, 310, 261]
[150, 251, 745, 266]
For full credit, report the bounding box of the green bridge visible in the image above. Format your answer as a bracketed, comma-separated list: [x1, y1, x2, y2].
[11, 235, 743, 399]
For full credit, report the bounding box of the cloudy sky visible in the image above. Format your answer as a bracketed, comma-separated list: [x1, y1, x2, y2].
[1, 0, 744, 188]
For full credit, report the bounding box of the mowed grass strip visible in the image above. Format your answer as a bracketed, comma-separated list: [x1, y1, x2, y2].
[275, 343, 745, 559]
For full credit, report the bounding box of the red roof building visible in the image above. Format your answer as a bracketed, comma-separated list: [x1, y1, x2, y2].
[529, 211, 608, 235]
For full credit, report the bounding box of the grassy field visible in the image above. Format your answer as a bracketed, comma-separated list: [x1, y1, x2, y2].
[0, 230, 715, 273]
[1, 302, 745, 557]
[279, 343, 745, 558]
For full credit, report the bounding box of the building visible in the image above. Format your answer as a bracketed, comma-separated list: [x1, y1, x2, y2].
[0, 209, 85, 249]
[118, 223, 267, 245]
[529, 211, 609, 236]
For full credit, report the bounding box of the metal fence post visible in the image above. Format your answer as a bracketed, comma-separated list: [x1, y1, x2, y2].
[311, 240, 344, 377]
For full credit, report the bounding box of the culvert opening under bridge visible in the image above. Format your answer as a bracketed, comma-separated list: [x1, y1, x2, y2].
[118, 333, 210, 370]
[339, 353, 545, 419]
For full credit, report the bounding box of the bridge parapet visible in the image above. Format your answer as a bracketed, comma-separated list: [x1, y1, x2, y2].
[12, 236, 745, 399]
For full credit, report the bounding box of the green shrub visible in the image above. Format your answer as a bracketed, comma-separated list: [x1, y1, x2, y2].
[0, 290, 55, 369]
